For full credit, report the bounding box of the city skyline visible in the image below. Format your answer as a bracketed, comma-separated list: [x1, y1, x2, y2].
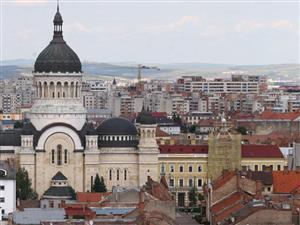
[1, 0, 299, 65]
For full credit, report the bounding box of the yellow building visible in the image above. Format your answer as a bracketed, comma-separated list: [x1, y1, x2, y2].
[158, 144, 286, 207]
[159, 145, 208, 207]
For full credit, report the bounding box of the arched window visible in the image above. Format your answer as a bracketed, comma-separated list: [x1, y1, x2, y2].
[124, 169, 127, 181]
[58, 92, 60, 98]
[109, 169, 112, 181]
[51, 149, 55, 164]
[52, 92, 55, 98]
[57, 145, 62, 165]
[117, 169, 120, 181]
[64, 149, 68, 164]
[63, 92, 65, 98]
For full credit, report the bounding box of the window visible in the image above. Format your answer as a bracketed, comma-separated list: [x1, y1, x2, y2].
[57, 145, 62, 165]
[1, 209, 4, 215]
[270, 165, 273, 171]
[0, 198, 5, 203]
[51, 149, 55, 164]
[124, 170, 127, 181]
[179, 165, 184, 173]
[64, 149, 68, 164]
[109, 169, 112, 181]
[189, 165, 193, 172]
[161, 164, 165, 174]
[254, 165, 259, 171]
[49, 201, 54, 208]
[117, 169, 120, 181]
[197, 179, 202, 187]
[0, 185, 4, 190]
[170, 164, 174, 173]
[198, 165, 202, 172]
[169, 178, 174, 187]
[189, 178, 193, 187]
[262, 165, 266, 171]
[277, 165, 281, 171]
[179, 178, 184, 187]
[91, 176, 93, 191]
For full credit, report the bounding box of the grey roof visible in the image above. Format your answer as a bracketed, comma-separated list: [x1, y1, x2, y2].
[0, 129, 21, 146]
[91, 207, 136, 215]
[52, 171, 68, 181]
[97, 117, 138, 136]
[13, 208, 65, 225]
[43, 186, 74, 198]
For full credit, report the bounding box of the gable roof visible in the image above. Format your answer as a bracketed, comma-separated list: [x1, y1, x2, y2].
[273, 171, 300, 193]
[241, 144, 283, 158]
[52, 171, 68, 181]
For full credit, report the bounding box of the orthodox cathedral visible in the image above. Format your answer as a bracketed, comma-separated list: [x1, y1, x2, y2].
[0, 5, 159, 198]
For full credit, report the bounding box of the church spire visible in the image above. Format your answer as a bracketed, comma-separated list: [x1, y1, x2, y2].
[53, 0, 63, 38]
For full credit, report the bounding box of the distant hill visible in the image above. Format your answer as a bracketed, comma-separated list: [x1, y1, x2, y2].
[0, 59, 299, 82]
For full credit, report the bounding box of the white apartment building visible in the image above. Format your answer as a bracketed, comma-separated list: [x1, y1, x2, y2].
[0, 160, 16, 221]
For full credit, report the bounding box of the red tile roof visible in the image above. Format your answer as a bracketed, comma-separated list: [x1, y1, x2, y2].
[159, 144, 283, 158]
[159, 145, 208, 154]
[156, 127, 170, 137]
[258, 110, 300, 121]
[211, 192, 243, 214]
[241, 144, 283, 158]
[65, 205, 96, 218]
[273, 171, 300, 194]
[77, 192, 110, 203]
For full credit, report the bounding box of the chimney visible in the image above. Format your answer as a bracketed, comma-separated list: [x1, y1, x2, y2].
[138, 189, 145, 212]
[255, 181, 263, 199]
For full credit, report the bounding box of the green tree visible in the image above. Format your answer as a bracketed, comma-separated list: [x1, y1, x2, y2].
[237, 126, 247, 135]
[92, 174, 107, 193]
[14, 121, 23, 129]
[189, 125, 196, 133]
[188, 187, 198, 207]
[16, 167, 38, 200]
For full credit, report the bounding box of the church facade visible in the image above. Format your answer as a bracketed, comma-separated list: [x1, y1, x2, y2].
[0, 5, 159, 198]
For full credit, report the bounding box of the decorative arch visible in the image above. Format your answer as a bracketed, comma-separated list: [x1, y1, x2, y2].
[36, 125, 83, 151]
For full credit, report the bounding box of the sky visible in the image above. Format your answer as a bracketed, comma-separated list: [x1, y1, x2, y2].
[1, 0, 299, 65]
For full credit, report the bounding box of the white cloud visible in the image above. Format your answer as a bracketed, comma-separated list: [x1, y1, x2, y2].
[13, 0, 48, 5]
[143, 15, 200, 33]
[271, 20, 294, 29]
[64, 22, 103, 33]
[234, 20, 264, 32]
[17, 29, 33, 39]
[199, 25, 228, 39]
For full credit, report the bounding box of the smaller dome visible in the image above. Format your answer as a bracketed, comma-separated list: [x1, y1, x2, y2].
[22, 122, 36, 135]
[97, 117, 138, 135]
[86, 123, 97, 135]
[136, 111, 156, 125]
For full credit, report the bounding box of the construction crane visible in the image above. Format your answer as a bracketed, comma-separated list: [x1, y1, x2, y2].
[137, 64, 160, 83]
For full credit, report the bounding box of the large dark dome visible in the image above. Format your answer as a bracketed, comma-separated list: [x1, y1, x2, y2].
[34, 6, 82, 73]
[97, 118, 138, 135]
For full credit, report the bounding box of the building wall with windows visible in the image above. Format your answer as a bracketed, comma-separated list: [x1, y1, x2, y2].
[0, 160, 16, 221]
